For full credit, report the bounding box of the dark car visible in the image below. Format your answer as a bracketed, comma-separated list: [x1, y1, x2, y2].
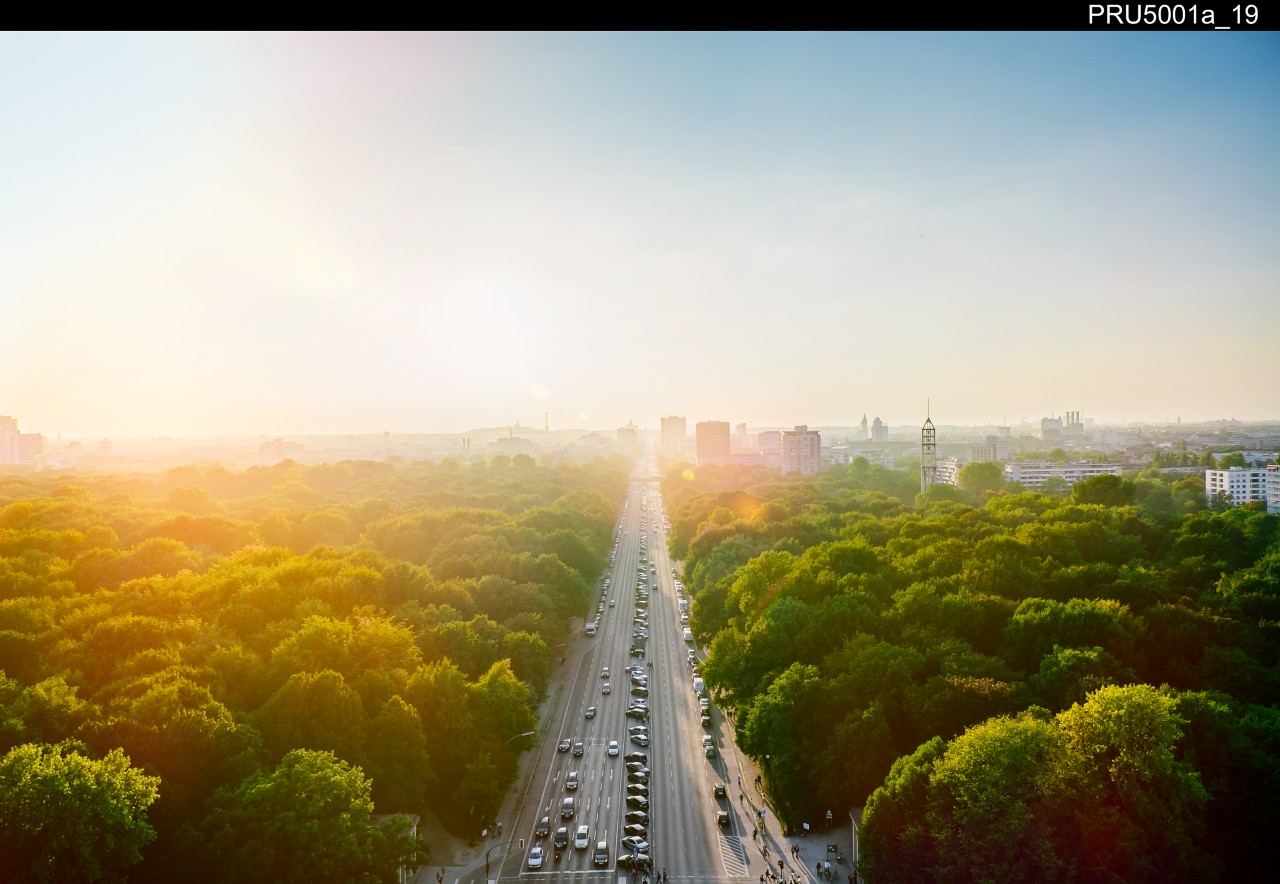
[554, 827, 570, 849]
[536, 816, 550, 838]
[716, 810, 730, 826]
[617, 853, 651, 870]
[713, 783, 727, 799]
[626, 795, 649, 810]
[558, 739, 571, 752]
[624, 752, 647, 763]
[625, 810, 648, 824]
[573, 741, 584, 756]
[624, 823, 647, 837]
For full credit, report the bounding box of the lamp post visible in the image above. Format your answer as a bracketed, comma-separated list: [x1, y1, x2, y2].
[506, 730, 536, 745]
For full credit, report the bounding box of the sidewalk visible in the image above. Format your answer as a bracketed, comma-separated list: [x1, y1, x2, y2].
[721, 710, 859, 884]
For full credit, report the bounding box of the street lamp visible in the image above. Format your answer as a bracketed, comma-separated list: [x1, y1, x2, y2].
[505, 730, 535, 745]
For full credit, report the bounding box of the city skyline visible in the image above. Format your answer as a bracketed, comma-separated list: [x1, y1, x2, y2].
[2, 32, 1278, 436]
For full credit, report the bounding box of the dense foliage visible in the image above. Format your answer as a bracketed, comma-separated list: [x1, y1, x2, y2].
[0, 454, 626, 881]
[666, 460, 1279, 882]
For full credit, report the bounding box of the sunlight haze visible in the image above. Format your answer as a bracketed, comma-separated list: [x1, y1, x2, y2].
[2, 32, 1277, 435]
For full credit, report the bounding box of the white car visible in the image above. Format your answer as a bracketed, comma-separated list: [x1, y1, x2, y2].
[528, 846, 544, 869]
[602, 683, 611, 694]
[574, 824, 591, 849]
[608, 740, 619, 756]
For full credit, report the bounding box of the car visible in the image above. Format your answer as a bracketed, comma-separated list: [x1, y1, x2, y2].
[625, 752, 647, 763]
[629, 724, 648, 733]
[717, 810, 730, 826]
[703, 736, 717, 758]
[617, 852, 651, 869]
[628, 772, 648, 785]
[624, 823, 647, 837]
[608, 740, 620, 756]
[602, 683, 611, 694]
[701, 712, 712, 727]
[631, 686, 649, 697]
[627, 782, 648, 795]
[558, 738, 571, 752]
[626, 708, 648, 720]
[566, 771, 579, 790]
[601, 667, 610, 678]
[554, 826, 570, 849]
[625, 810, 648, 824]
[574, 824, 590, 849]
[528, 846, 544, 869]
[609, 599, 616, 607]
[629, 733, 649, 746]
[573, 741, 584, 756]
[593, 840, 610, 867]
[536, 816, 550, 838]
[585, 706, 597, 719]
[713, 783, 727, 799]
[621, 836, 650, 853]
[700, 697, 710, 710]
[626, 761, 649, 772]
[626, 795, 649, 810]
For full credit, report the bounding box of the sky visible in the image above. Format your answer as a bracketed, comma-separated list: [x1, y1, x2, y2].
[1, 32, 1277, 436]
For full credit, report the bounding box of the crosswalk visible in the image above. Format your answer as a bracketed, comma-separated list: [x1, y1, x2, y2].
[718, 832, 750, 877]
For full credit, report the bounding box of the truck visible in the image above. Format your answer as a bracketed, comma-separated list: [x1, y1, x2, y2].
[692, 676, 705, 695]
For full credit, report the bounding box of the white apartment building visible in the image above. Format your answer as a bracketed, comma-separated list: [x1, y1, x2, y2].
[1004, 460, 1122, 491]
[780, 425, 822, 475]
[937, 457, 963, 486]
[1206, 466, 1280, 513]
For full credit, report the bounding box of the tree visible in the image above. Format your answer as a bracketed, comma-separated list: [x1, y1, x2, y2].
[1056, 685, 1210, 883]
[1041, 476, 1070, 496]
[0, 743, 160, 883]
[1071, 474, 1134, 507]
[256, 669, 365, 764]
[860, 737, 945, 884]
[198, 748, 421, 884]
[1217, 452, 1247, 469]
[958, 462, 1005, 498]
[365, 696, 433, 812]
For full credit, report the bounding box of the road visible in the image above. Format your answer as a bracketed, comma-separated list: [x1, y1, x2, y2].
[499, 456, 757, 883]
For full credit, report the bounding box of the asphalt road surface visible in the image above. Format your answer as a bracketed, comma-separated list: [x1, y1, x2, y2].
[500, 457, 754, 883]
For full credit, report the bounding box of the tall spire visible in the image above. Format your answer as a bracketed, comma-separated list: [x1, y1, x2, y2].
[921, 402, 937, 494]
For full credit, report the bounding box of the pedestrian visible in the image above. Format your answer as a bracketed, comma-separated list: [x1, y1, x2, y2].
[497, 821, 502, 834]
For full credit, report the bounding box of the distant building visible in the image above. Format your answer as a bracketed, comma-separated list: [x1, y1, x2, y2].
[660, 416, 687, 459]
[971, 435, 1011, 462]
[1040, 416, 1064, 441]
[860, 414, 869, 440]
[1205, 467, 1279, 512]
[937, 457, 962, 486]
[781, 425, 822, 475]
[732, 423, 749, 453]
[695, 421, 731, 466]
[617, 422, 639, 450]
[1004, 460, 1121, 491]
[871, 417, 889, 443]
[1, 416, 46, 466]
[259, 437, 304, 465]
[757, 430, 782, 454]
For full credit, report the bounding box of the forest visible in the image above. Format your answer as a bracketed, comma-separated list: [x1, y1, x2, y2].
[665, 459, 1279, 883]
[0, 454, 627, 883]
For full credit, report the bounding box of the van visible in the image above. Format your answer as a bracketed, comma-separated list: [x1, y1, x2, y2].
[683, 627, 693, 642]
[692, 676, 705, 694]
[561, 797, 576, 818]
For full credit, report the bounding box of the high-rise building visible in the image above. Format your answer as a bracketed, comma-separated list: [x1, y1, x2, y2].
[695, 421, 731, 466]
[733, 422, 749, 453]
[781, 425, 822, 475]
[660, 416, 687, 460]
[617, 422, 639, 450]
[757, 430, 782, 454]
[871, 417, 889, 443]
[860, 414, 869, 440]
[0, 416, 44, 466]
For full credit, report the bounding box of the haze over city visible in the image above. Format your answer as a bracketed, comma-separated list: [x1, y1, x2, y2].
[2, 32, 1278, 436]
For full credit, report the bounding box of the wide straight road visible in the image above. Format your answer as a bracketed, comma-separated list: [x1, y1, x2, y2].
[499, 456, 758, 884]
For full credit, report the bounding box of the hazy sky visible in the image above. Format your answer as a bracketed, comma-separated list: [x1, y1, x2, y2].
[2, 32, 1277, 435]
